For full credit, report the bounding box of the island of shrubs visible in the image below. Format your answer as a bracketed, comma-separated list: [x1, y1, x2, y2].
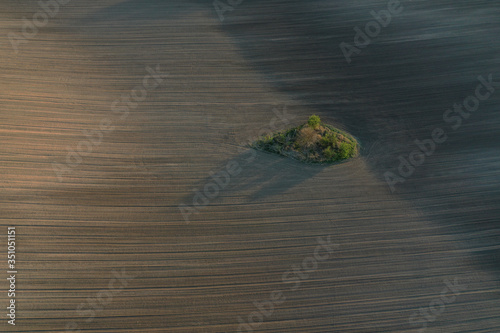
[252, 115, 358, 163]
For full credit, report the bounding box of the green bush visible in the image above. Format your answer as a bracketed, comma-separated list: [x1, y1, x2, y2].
[307, 115, 321, 129]
[320, 136, 330, 148]
[319, 132, 337, 148]
[338, 142, 355, 159]
[252, 117, 357, 164]
[324, 146, 336, 160]
[260, 134, 273, 146]
[274, 132, 286, 144]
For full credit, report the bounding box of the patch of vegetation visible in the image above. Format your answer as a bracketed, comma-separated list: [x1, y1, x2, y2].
[307, 114, 321, 129]
[252, 115, 358, 163]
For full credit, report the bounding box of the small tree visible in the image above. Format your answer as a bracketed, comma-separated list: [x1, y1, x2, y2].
[308, 115, 321, 129]
[338, 142, 354, 159]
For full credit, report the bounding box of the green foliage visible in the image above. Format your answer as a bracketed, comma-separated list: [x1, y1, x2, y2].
[263, 134, 273, 144]
[324, 146, 336, 160]
[338, 141, 355, 159]
[252, 118, 357, 163]
[307, 115, 321, 129]
[320, 136, 330, 148]
[275, 132, 286, 144]
[320, 132, 337, 148]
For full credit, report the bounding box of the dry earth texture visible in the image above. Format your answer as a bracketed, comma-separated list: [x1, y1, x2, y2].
[0, 0, 499, 332]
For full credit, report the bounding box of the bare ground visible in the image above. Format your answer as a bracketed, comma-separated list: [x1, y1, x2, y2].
[0, 1, 499, 332]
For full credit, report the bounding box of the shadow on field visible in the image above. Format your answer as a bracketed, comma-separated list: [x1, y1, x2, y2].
[75, 0, 500, 277]
[179, 148, 326, 208]
[216, 0, 500, 275]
